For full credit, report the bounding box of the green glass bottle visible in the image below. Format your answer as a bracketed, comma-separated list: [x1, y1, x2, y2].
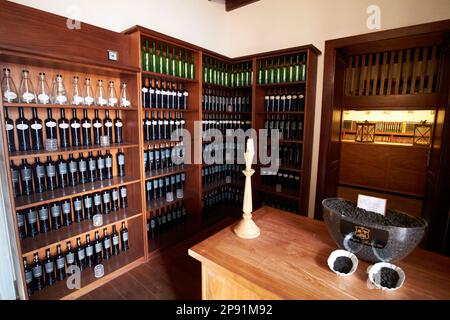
[269, 60, 275, 84]
[208, 58, 213, 84]
[172, 48, 177, 77]
[282, 57, 287, 83]
[230, 65, 235, 87]
[245, 62, 251, 86]
[301, 53, 307, 81]
[224, 64, 229, 87]
[184, 52, 189, 79]
[144, 40, 149, 71]
[165, 46, 171, 75]
[150, 42, 156, 72]
[190, 54, 195, 80]
[203, 57, 208, 83]
[156, 44, 162, 74]
[288, 56, 293, 83]
[294, 55, 300, 82]
[275, 59, 281, 83]
[258, 61, 263, 85]
[241, 64, 245, 87]
[178, 50, 184, 78]
[264, 60, 269, 85]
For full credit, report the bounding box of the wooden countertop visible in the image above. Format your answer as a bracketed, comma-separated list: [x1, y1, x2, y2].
[189, 206, 450, 299]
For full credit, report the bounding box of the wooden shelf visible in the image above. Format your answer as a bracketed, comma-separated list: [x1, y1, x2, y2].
[145, 165, 187, 180]
[257, 80, 306, 87]
[9, 143, 138, 160]
[142, 70, 197, 83]
[21, 209, 142, 255]
[15, 176, 140, 210]
[256, 185, 300, 200]
[30, 246, 143, 300]
[2, 103, 138, 112]
[342, 130, 414, 137]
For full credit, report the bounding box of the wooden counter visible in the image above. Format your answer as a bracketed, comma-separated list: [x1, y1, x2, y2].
[189, 206, 450, 300]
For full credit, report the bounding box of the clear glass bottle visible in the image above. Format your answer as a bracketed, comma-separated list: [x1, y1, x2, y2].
[1, 68, 18, 102]
[71, 76, 84, 106]
[120, 82, 130, 108]
[107, 81, 118, 107]
[36, 72, 51, 104]
[19, 69, 36, 103]
[95, 80, 107, 106]
[51, 74, 68, 105]
[83, 78, 94, 106]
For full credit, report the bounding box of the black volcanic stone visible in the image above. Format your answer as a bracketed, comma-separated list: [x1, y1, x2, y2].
[333, 256, 353, 274]
[378, 267, 400, 289]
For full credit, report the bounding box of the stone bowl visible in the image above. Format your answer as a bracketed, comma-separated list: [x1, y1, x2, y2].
[321, 198, 428, 263]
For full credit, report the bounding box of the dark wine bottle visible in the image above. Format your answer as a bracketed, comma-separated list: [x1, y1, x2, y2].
[16, 211, 26, 239]
[81, 109, 92, 146]
[102, 190, 111, 214]
[67, 154, 78, 187]
[85, 234, 94, 268]
[105, 150, 113, 179]
[4, 107, 16, 152]
[83, 194, 93, 220]
[37, 205, 50, 234]
[116, 149, 125, 177]
[73, 197, 83, 223]
[30, 108, 44, 150]
[61, 199, 72, 227]
[55, 244, 66, 281]
[32, 253, 45, 291]
[120, 221, 129, 251]
[94, 231, 103, 265]
[45, 108, 58, 143]
[76, 237, 86, 271]
[92, 109, 102, 145]
[144, 111, 151, 141]
[111, 225, 120, 256]
[16, 107, 31, 151]
[102, 227, 111, 260]
[20, 159, 33, 195]
[103, 110, 113, 144]
[65, 241, 76, 272]
[32, 157, 46, 193]
[114, 110, 123, 144]
[87, 151, 97, 182]
[120, 186, 128, 208]
[10, 160, 21, 197]
[77, 152, 88, 184]
[44, 248, 56, 286]
[57, 155, 69, 188]
[96, 151, 105, 181]
[50, 202, 62, 230]
[70, 109, 81, 147]
[93, 192, 102, 216]
[111, 188, 119, 212]
[58, 108, 70, 148]
[23, 258, 34, 297]
[149, 212, 156, 239]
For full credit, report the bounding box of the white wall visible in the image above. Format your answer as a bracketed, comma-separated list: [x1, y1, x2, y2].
[10, 0, 450, 217]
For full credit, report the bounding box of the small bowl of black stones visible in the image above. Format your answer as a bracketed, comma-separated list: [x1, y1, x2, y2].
[368, 262, 405, 291]
[327, 249, 359, 276]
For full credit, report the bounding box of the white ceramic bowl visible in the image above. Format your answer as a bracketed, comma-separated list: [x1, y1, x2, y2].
[367, 262, 405, 291]
[327, 249, 359, 276]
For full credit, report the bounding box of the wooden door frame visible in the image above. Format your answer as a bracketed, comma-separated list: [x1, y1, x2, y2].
[315, 21, 450, 240]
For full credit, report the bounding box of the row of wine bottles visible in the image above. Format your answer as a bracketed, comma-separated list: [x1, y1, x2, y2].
[260, 169, 301, 193]
[147, 203, 188, 239]
[257, 54, 307, 84]
[202, 89, 252, 113]
[278, 144, 302, 167]
[143, 143, 184, 172]
[264, 89, 305, 112]
[145, 172, 185, 202]
[1, 68, 130, 107]
[260, 197, 299, 214]
[143, 111, 185, 141]
[202, 140, 245, 163]
[141, 41, 195, 79]
[17, 186, 128, 239]
[4, 107, 124, 153]
[202, 114, 251, 134]
[142, 78, 189, 109]
[264, 115, 304, 141]
[202, 164, 245, 186]
[203, 57, 253, 88]
[203, 186, 244, 215]
[10, 150, 125, 197]
[24, 222, 129, 296]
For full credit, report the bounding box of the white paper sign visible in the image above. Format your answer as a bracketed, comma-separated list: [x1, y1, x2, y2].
[357, 194, 387, 215]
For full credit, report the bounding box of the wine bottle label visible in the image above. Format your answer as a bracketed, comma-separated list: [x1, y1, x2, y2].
[84, 197, 92, 208]
[46, 121, 56, 128]
[16, 213, 24, 226]
[69, 161, 77, 173]
[103, 192, 110, 203]
[4, 91, 17, 100]
[150, 219, 155, 228]
[59, 123, 69, 129]
[39, 207, 49, 220]
[97, 98, 107, 105]
[105, 121, 113, 127]
[115, 121, 123, 128]
[82, 122, 91, 128]
[59, 163, 68, 174]
[155, 89, 161, 94]
[17, 123, 29, 130]
[71, 123, 81, 129]
[79, 161, 87, 172]
[31, 123, 43, 130]
[94, 194, 101, 205]
[118, 154, 125, 165]
[25, 270, 33, 284]
[74, 199, 82, 211]
[122, 231, 128, 241]
[183, 92, 189, 97]
[97, 158, 105, 170]
[121, 99, 130, 107]
[73, 96, 84, 104]
[105, 157, 112, 168]
[112, 190, 119, 200]
[112, 235, 119, 246]
[56, 257, 65, 269]
[104, 238, 111, 249]
[86, 245, 94, 257]
[45, 261, 54, 273]
[142, 87, 149, 93]
[62, 202, 71, 214]
[93, 122, 102, 128]
[120, 188, 127, 197]
[11, 169, 19, 182]
[56, 95, 67, 103]
[22, 92, 35, 102]
[163, 120, 169, 125]
[6, 123, 13, 131]
[89, 159, 96, 170]
[78, 250, 85, 260]
[38, 93, 50, 103]
[32, 265, 43, 278]
[152, 120, 157, 125]
[66, 253, 75, 264]
[145, 120, 152, 126]
[51, 206, 61, 217]
[21, 168, 32, 181]
[109, 98, 118, 104]
[162, 215, 167, 224]
[84, 96, 94, 104]
[95, 242, 102, 253]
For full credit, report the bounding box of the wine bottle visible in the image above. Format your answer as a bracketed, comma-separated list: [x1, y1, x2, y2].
[105, 150, 113, 179]
[68, 154, 78, 187]
[16, 107, 31, 151]
[61, 199, 72, 227]
[149, 212, 156, 239]
[102, 227, 111, 260]
[57, 155, 69, 189]
[38, 205, 51, 234]
[16, 211, 26, 239]
[32, 253, 44, 291]
[23, 258, 34, 297]
[4, 107, 16, 152]
[50, 202, 62, 230]
[116, 148, 125, 177]
[45, 108, 57, 143]
[83, 194, 93, 220]
[94, 231, 103, 265]
[142, 78, 149, 108]
[76, 237, 86, 271]
[114, 110, 123, 144]
[33, 157, 46, 193]
[120, 221, 129, 251]
[111, 188, 119, 212]
[144, 111, 151, 141]
[92, 109, 102, 145]
[20, 159, 33, 195]
[87, 151, 97, 182]
[102, 190, 111, 214]
[55, 244, 66, 281]
[10, 160, 21, 197]
[145, 179, 152, 201]
[81, 109, 92, 146]
[149, 79, 156, 108]
[65, 241, 76, 271]
[107, 81, 118, 107]
[58, 108, 70, 148]
[120, 186, 128, 208]
[70, 109, 81, 147]
[111, 225, 120, 256]
[96, 151, 106, 181]
[19, 70, 36, 103]
[77, 152, 88, 184]
[85, 234, 94, 268]
[93, 192, 102, 216]
[73, 197, 83, 223]
[45, 156, 58, 191]
[44, 248, 56, 286]
[30, 108, 44, 150]
[103, 110, 113, 144]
